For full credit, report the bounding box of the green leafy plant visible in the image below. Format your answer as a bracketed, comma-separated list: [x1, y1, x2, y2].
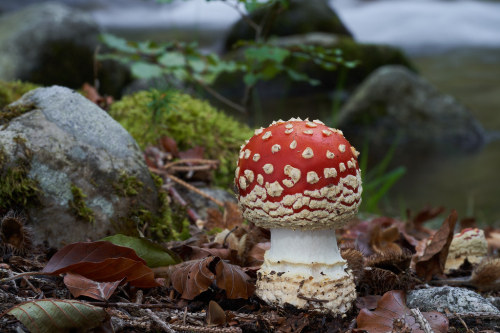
[99, 0, 356, 114]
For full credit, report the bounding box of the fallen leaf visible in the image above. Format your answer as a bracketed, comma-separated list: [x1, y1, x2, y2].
[82, 83, 113, 110]
[246, 242, 270, 267]
[415, 210, 458, 281]
[355, 295, 381, 310]
[207, 300, 226, 326]
[4, 299, 107, 333]
[206, 202, 244, 231]
[170, 256, 254, 300]
[470, 258, 500, 291]
[369, 224, 402, 256]
[407, 206, 445, 239]
[101, 234, 180, 267]
[159, 136, 179, 157]
[170, 256, 218, 300]
[43, 241, 159, 288]
[64, 272, 122, 301]
[215, 258, 255, 299]
[356, 290, 448, 333]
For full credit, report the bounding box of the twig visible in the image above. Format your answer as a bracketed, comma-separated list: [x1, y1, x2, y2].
[167, 185, 204, 224]
[170, 323, 242, 333]
[164, 159, 219, 169]
[166, 174, 224, 208]
[87, 301, 180, 309]
[0, 271, 47, 283]
[145, 309, 177, 333]
[410, 308, 432, 333]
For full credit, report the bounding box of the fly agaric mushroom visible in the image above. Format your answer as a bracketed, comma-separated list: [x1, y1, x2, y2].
[445, 228, 488, 273]
[235, 118, 362, 314]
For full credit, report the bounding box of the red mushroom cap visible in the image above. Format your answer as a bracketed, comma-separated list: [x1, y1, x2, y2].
[235, 118, 362, 230]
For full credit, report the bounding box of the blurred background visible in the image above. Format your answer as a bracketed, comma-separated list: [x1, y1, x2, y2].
[0, 0, 499, 224]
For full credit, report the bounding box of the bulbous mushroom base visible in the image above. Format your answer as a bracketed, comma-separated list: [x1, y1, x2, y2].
[256, 263, 356, 314]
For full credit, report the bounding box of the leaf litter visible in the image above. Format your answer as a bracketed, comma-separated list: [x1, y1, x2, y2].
[1, 126, 500, 332]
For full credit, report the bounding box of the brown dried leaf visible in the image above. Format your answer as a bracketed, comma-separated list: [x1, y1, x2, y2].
[370, 224, 402, 256]
[170, 256, 218, 300]
[207, 300, 226, 326]
[206, 202, 244, 231]
[415, 210, 458, 281]
[215, 258, 255, 299]
[42, 241, 159, 288]
[169, 256, 254, 300]
[407, 206, 445, 239]
[355, 295, 381, 310]
[246, 242, 270, 267]
[356, 290, 448, 333]
[178, 146, 205, 160]
[159, 136, 179, 157]
[64, 272, 122, 301]
[470, 258, 500, 291]
[81, 83, 113, 110]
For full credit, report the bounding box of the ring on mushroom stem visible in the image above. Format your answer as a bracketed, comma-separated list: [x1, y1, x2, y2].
[235, 118, 362, 315]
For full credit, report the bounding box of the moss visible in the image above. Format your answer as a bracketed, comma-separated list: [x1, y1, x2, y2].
[0, 80, 39, 109]
[113, 171, 144, 197]
[68, 185, 95, 224]
[109, 90, 253, 187]
[0, 140, 40, 211]
[116, 173, 191, 242]
[0, 102, 37, 126]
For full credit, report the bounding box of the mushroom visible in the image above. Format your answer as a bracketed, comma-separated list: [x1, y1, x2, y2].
[445, 228, 488, 273]
[235, 118, 362, 314]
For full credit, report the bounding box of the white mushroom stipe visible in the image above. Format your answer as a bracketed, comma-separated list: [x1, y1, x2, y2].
[257, 229, 356, 313]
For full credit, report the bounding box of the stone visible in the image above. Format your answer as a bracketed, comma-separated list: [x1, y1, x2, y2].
[337, 65, 486, 154]
[407, 287, 500, 314]
[223, 0, 352, 51]
[0, 2, 130, 96]
[177, 185, 237, 220]
[0, 86, 161, 247]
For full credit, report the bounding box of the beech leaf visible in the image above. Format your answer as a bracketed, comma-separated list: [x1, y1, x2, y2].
[101, 234, 180, 267]
[64, 272, 122, 301]
[415, 210, 458, 281]
[170, 256, 218, 300]
[356, 290, 448, 333]
[170, 256, 254, 300]
[207, 300, 226, 326]
[4, 299, 106, 333]
[43, 241, 159, 288]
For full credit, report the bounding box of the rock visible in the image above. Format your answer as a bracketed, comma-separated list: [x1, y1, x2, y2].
[224, 0, 352, 51]
[0, 2, 130, 96]
[0, 86, 161, 247]
[177, 185, 237, 220]
[337, 65, 486, 155]
[407, 287, 500, 314]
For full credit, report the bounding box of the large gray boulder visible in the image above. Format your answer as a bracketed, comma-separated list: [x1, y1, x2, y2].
[407, 287, 500, 314]
[0, 2, 130, 96]
[0, 86, 161, 247]
[337, 65, 486, 154]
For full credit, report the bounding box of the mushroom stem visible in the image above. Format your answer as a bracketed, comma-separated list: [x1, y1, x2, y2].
[256, 228, 356, 313]
[264, 228, 347, 277]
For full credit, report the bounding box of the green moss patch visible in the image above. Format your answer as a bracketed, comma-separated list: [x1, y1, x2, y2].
[109, 90, 252, 187]
[113, 171, 144, 197]
[0, 140, 40, 211]
[68, 185, 95, 224]
[0, 80, 39, 109]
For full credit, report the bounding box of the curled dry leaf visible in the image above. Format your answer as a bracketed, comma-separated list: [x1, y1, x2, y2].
[415, 210, 458, 281]
[207, 300, 226, 326]
[246, 242, 270, 267]
[64, 272, 122, 301]
[43, 241, 159, 288]
[356, 290, 448, 333]
[170, 256, 254, 300]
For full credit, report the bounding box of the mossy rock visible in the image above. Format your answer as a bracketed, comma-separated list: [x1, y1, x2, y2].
[108, 90, 253, 188]
[224, 0, 352, 51]
[0, 80, 39, 109]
